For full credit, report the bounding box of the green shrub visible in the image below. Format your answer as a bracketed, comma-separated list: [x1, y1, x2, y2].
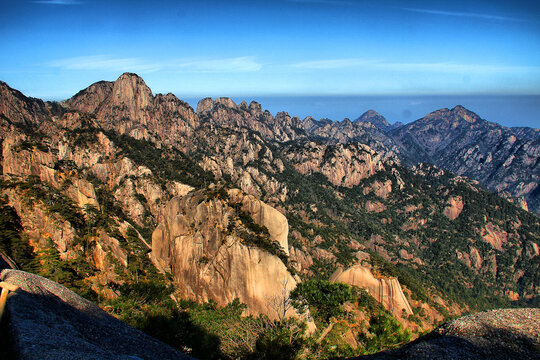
[290, 279, 352, 323]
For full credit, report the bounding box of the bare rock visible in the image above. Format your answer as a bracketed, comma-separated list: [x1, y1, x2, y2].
[1, 269, 191, 360]
[355, 308, 540, 359]
[330, 265, 413, 318]
[443, 196, 463, 220]
[151, 188, 298, 319]
[285, 142, 386, 188]
[481, 222, 508, 251]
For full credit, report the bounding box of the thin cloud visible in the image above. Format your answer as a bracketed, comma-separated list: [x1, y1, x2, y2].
[291, 59, 379, 69]
[173, 57, 262, 73]
[290, 58, 540, 74]
[288, 0, 355, 5]
[32, 0, 84, 5]
[47, 55, 161, 73]
[47, 55, 262, 74]
[383, 62, 539, 73]
[402, 7, 524, 22]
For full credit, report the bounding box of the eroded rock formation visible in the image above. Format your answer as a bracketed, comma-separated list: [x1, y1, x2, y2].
[284, 142, 387, 187]
[330, 265, 413, 318]
[151, 187, 297, 318]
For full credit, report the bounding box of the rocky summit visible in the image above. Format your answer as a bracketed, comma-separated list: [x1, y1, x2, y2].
[0, 73, 537, 359]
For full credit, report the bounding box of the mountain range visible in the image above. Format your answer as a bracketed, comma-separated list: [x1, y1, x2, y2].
[0, 73, 538, 359]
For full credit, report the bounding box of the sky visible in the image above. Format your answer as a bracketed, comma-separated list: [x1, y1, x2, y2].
[1, 0, 539, 126]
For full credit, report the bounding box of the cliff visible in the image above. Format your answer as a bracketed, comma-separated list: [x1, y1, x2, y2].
[151, 186, 298, 319]
[0, 81, 51, 128]
[66, 73, 199, 150]
[330, 265, 413, 318]
[284, 141, 388, 187]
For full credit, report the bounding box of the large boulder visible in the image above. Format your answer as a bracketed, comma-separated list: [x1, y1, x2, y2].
[0, 269, 192, 360]
[355, 308, 540, 359]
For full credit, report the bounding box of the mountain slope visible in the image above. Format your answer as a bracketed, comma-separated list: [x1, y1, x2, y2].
[390, 106, 540, 214]
[353, 110, 397, 132]
[0, 74, 538, 359]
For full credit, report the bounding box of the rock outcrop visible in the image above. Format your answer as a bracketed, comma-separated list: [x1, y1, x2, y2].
[197, 97, 304, 143]
[66, 73, 199, 149]
[284, 141, 387, 187]
[1, 269, 192, 360]
[330, 265, 413, 318]
[443, 196, 463, 220]
[151, 187, 297, 318]
[356, 308, 540, 359]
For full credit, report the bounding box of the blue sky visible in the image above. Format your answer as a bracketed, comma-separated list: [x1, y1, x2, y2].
[1, 1, 539, 113]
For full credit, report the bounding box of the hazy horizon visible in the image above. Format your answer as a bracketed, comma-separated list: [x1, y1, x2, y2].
[183, 94, 540, 129]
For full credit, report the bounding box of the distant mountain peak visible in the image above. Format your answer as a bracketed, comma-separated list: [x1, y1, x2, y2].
[117, 72, 145, 81]
[358, 109, 384, 120]
[421, 105, 482, 125]
[354, 109, 392, 131]
[113, 72, 152, 94]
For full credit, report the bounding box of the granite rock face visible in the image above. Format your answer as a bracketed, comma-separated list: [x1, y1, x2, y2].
[0, 269, 192, 360]
[66, 73, 199, 149]
[330, 265, 413, 318]
[151, 187, 297, 319]
[284, 141, 387, 188]
[355, 308, 540, 359]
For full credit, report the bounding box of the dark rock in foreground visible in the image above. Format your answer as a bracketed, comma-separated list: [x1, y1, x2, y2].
[354, 308, 540, 360]
[0, 269, 192, 360]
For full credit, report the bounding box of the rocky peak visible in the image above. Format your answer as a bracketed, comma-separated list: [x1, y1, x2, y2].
[197, 97, 238, 114]
[196, 97, 214, 114]
[0, 81, 50, 127]
[215, 97, 237, 109]
[248, 101, 262, 115]
[63, 74, 200, 150]
[390, 105, 540, 214]
[65, 80, 114, 114]
[109, 72, 153, 110]
[421, 105, 482, 126]
[354, 109, 391, 131]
